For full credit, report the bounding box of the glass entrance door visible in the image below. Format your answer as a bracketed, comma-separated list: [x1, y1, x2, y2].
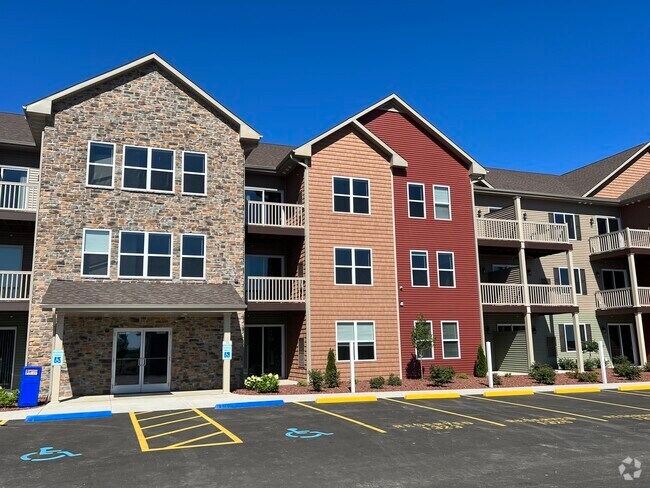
[245, 325, 284, 378]
[608, 324, 639, 365]
[0, 328, 16, 388]
[112, 329, 171, 394]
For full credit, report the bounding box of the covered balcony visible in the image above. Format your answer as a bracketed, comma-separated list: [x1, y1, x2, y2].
[595, 287, 650, 312]
[476, 217, 571, 253]
[0, 167, 40, 220]
[246, 276, 306, 311]
[589, 228, 650, 259]
[480, 283, 576, 313]
[0, 271, 32, 310]
[246, 201, 305, 236]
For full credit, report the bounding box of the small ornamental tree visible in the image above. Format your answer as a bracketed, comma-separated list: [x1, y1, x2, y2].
[474, 344, 488, 378]
[324, 348, 340, 388]
[411, 314, 433, 379]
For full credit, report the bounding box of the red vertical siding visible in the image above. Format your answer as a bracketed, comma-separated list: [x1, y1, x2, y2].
[362, 109, 482, 376]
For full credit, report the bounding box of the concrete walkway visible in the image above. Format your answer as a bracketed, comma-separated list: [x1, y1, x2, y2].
[3, 380, 649, 421]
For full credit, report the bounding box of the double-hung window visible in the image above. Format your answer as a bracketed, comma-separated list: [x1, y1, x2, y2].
[414, 320, 434, 359]
[334, 247, 372, 285]
[333, 177, 370, 214]
[441, 321, 461, 359]
[433, 185, 452, 220]
[181, 234, 206, 279]
[119, 231, 173, 278]
[407, 183, 426, 218]
[558, 267, 584, 295]
[553, 213, 577, 240]
[336, 321, 376, 361]
[563, 323, 588, 352]
[437, 251, 455, 287]
[410, 250, 429, 287]
[82, 229, 111, 277]
[182, 151, 207, 195]
[87, 142, 115, 188]
[123, 146, 174, 193]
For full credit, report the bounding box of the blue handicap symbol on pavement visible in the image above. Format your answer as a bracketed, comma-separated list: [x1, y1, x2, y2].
[285, 427, 333, 439]
[21, 446, 82, 462]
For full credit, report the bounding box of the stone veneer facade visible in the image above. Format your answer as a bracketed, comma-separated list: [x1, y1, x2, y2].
[27, 62, 246, 397]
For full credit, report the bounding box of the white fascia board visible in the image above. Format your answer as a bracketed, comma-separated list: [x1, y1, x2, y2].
[582, 142, 650, 197]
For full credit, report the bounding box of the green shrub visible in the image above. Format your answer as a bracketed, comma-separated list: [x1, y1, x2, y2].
[309, 369, 324, 392]
[492, 373, 502, 386]
[643, 363, 650, 373]
[428, 365, 455, 386]
[613, 355, 631, 366]
[297, 380, 308, 387]
[557, 357, 577, 370]
[504, 372, 512, 378]
[243, 375, 258, 390]
[583, 357, 600, 371]
[529, 363, 556, 385]
[387, 374, 402, 386]
[576, 371, 598, 383]
[456, 373, 469, 380]
[369, 376, 385, 389]
[0, 388, 18, 407]
[324, 348, 340, 388]
[474, 345, 488, 378]
[614, 363, 642, 380]
[582, 340, 599, 355]
[243, 374, 279, 393]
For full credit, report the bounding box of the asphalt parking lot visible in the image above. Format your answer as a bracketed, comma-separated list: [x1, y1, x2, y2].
[2, 390, 650, 487]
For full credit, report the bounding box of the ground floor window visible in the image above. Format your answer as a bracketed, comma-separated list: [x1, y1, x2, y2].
[336, 321, 375, 361]
[562, 323, 588, 352]
[441, 321, 460, 359]
[414, 320, 433, 358]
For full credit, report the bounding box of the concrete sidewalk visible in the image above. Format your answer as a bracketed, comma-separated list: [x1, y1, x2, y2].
[3, 380, 649, 421]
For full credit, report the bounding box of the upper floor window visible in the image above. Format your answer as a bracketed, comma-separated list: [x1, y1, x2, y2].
[437, 251, 455, 287]
[181, 234, 206, 279]
[407, 183, 426, 218]
[87, 142, 115, 188]
[596, 216, 620, 235]
[123, 146, 174, 193]
[334, 247, 372, 285]
[553, 213, 577, 240]
[119, 231, 172, 278]
[182, 152, 207, 195]
[558, 267, 585, 295]
[433, 185, 452, 220]
[333, 177, 370, 214]
[81, 229, 111, 277]
[410, 250, 430, 287]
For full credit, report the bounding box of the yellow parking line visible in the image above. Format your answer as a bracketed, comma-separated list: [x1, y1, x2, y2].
[129, 412, 150, 452]
[539, 392, 650, 412]
[145, 422, 211, 440]
[608, 390, 650, 399]
[467, 395, 608, 423]
[166, 431, 223, 449]
[136, 409, 194, 422]
[192, 408, 243, 445]
[141, 415, 201, 430]
[0, 420, 7, 426]
[293, 401, 387, 433]
[384, 397, 506, 427]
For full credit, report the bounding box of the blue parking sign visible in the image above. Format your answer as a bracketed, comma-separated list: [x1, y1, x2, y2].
[222, 341, 232, 360]
[52, 350, 64, 366]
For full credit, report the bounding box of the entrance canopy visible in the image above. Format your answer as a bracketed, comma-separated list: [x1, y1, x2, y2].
[41, 280, 246, 313]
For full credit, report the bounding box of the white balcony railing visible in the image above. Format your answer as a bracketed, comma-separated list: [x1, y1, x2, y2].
[475, 218, 569, 244]
[0, 272, 31, 301]
[589, 228, 650, 254]
[0, 182, 39, 212]
[528, 284, 573, 306]
[481, 283, 574, 306]
[247, 201, 305, 228]
[639, 287, 650, 307]
[247, 277, 306, 303]
[595, 288, 633, 310]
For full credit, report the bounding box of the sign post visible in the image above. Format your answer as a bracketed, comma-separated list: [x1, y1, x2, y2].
[349, 340, 356, 394]
[486, 341, 494, 388]
[599, 340, 607, 385]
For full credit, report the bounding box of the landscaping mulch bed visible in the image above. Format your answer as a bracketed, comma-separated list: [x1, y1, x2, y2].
[233, 369, 650, 395]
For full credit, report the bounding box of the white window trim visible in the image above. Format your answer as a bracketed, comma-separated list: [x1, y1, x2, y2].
[333, 247, 373, 286]
[180, 233, 207, 280]
[441, 320, 461, 359]
[181, 151, 207, 196]
[410, 250, 430, 287]
[436, 251, 456, 288]
[335, 320, 376, 362]
[118, 231, 174, 279]
[496, 324, 525, 332]
[81, 228, 111, 278]
[407, 183, 426, 219]
[562, 323, 588, 353]
[413, 320, 434, 359]
[86, 141, 116, 189]
[433, 184, 452, 221]
[601, 268, 629, 289]
[245, 186, 285, 202]
[553, 212, 577, 241]
[332, 176, 371, 215]
[558, 266, 584, 294]
[121, 145, 176, 194]
[595, 215, 622, 234]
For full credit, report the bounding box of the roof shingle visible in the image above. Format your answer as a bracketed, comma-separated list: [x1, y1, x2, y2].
[245, 142, 294, 170]
[0, 112, 35, 146]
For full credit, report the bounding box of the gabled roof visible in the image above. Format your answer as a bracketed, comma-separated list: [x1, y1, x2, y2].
[483, 167, 581, 197]
[246, 142, 295, 171]
[0, 112, 35, 146]
[24, 53, 261, 142]
[294, 94, 487, 175]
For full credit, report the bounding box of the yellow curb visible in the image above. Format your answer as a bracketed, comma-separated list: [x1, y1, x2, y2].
[404, 393, 461, 400]
[315, 395, 377, 404]
[618, 385, 650, 391]
[554, 387, 601, 394]
[0, 420, 7, 426]
[484, 389, 534, 397]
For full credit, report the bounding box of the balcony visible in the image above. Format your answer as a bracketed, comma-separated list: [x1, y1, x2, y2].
[0, 181, 39, 217]
[589, 228, 650, 258]
[480, 283, 576, 313]
[476, 218, 570, 252]
[0, 271, 31, 310]
[246, 201, 305, 236]
[595, 287, 650, 312]
[246, 276, 306, 311]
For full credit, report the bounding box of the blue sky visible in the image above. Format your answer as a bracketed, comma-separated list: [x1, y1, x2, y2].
[2, 1, 649, 174]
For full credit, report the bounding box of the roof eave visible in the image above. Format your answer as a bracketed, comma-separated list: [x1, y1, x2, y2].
[582, 142, 650, 197]
[42, 303, 247, 312]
